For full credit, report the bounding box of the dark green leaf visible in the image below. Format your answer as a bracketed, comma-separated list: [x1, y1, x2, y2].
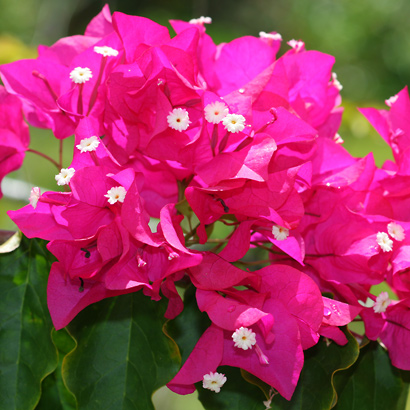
[333, 341, 409, 410]
[271, 328, 359, 410]
[62, 291, 180, 410]
[36, 329, 77, 410]
[0, 236, 58, 410]
[197, 366, 266, 410]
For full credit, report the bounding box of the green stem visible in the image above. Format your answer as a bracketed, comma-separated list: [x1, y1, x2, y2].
[27, 148, 60, 170]
[59, 139, 63, 168]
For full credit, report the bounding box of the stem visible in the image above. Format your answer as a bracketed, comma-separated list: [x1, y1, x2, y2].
[186, 238, 230, 246]
[88, 57, 107, 115]
[59, 139, 63, 168]
[27, 148, 60, 170]
[219, 220, 240, 226]
[236, 259, 271, 266]
[77, 83, 84, 116]
[185, 222, 199, 242]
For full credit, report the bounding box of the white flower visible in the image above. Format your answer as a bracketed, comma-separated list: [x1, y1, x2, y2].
[376, 231, 393, 252]
[333, 133, 344, 144]
[222, 113, 246, 133]
[272, 225, 289, 241]
[189, 16, 212, 25]
[387, 222, 405, 241]
[93, 45, 119, 57]
[287, 39, 304, 52]
[385, 94, 398, 107]
[29, 187, 41, 209]
[204, 101, 229, 124]
[232, 327, 257, 350]
[373, 292, 392, 313]
[105, 186, 127, 204]
[259, 31, 282, 41]
[70, 67, 93, 84]
[76, 136, 100, 153]
[331, 72, 343, 91]
[55, 168, 75, 186]
[167, 108, 191, 131]
[202, 372, 227, 393]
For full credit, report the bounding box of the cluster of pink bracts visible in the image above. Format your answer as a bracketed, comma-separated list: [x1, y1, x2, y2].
[1, 5, 410, 401]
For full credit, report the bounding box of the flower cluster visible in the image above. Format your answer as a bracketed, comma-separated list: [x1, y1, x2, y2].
[1, 5, 410, 401]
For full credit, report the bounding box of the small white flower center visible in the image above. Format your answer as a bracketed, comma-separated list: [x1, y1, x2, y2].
[272, 225, 289, 241]
[93, 45, 119, 57]
[189, 16, 212, 25]
[259, 31, 282, 41]
[387, 222, 405, 241]
[204, 101, 229, 124]
[331, 72, 343, 91]
[167, 108, 191, 131]
[55, 168, 75, 186]
[70, 67, 93, 84]
[333, 133, 344, 144]
[232, 327, 257, 350]
[385, 94, 398, 107]
[287, 39, 304, 52]
[373, 292, 392, 313]
[376, 231, 393, 252]
[202, 372, 227, 393]
[104, 186, 127, 204]
[29, 187, 41, 209]
[76, 136, 100, 153]
[222, 113, 246, 133]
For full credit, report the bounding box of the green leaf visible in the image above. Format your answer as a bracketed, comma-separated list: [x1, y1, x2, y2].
[36, 329, 77, 410]
[333, 341, 409, 410]
[62, 291, 180, 410]
[0, 236, 58, 410]
[197, 366, 266, 410]
[270, 328, 360, 410]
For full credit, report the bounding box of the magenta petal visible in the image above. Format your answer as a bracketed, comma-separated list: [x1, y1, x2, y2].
[189, 252, 260, 290]
[218, 220, 254, 262]
[359, 107, 390, 144]
[47, 262, 130, 330]
[322, 297, 362, 326]
[196, 289, 273, 333]
[161, 273, 184, 319]
[222, 300, 303, 400]
[121, 180, 159, 246]
[85, 4, 113, 37]
[260, 265, 323, 349]
[167, 325, 224, 395]
[381, 301, 410, 370]
[112, 12, 170, 62]
[8, 193, 73, 241]
[318, 325, 348, 345]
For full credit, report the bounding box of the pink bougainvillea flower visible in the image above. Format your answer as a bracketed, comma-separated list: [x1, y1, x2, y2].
[0, 5, 121, 139]
[168, 262, 324, 399]
[0, 86, 30, 199]
[362, 297, 410, 370]
[319, 297, 362, 345]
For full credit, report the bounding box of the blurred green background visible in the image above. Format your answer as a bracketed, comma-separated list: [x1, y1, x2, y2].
[1, 1, 409, 409]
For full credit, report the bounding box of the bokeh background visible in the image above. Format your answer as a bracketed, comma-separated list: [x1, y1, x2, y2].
[1, 1, 409, 408]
